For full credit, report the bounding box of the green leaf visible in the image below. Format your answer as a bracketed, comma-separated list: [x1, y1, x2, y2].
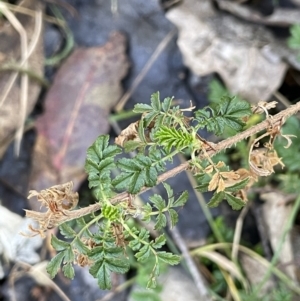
[150, 92, 161, 111]
[124, 140, 145, 153]
[225, 193, 245, 210]
[133, 103, 153, 113]
[155, 213, 167, 230]
[105, 257, 130, 274]
[113, 155, 157, 194]
[139, 228, 150, 242]
[73, 237, 89, 255]
[90, 260, 112, 290]
[150, 195, 165, 211]
[196, 182, 209, 192]
[145, 166, 158, 187]
[136, 245, 151, 262]
[147, 276, 157, 290]
[154, 126, 194, 153]
[173, 190, 188, 207]
[59, 223, 76, 239]
[142, 203, 152, 223]
[62, 262, 75, 279]
[225, 178, 249, 193]
[50, 235, 69, 251]
[162, 97, 173, 112]
[168, 208, 178, 228]
[63, 247, 75, 263]
[195, 96, 251, 135]
[207, 191, 225, 208]
[152, 234, 166, 249]
[163, 182, 173, 202]
[46, 251, 65, 278]
[157, 251, 180, 265]
[129, 239, 141, 251]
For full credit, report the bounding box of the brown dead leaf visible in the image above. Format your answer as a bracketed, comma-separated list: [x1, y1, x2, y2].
[29, 32, 129, 210]
[115, 120, 140, 147]
[0, 0, 44, 157]
[166, 0, 287, 102]
[208, 173, 219, 191]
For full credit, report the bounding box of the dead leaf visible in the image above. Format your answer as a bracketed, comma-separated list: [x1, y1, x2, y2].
[0, 0, 44, 157]
[166, 0, 287, 103]
[29, 32, 129, 210]
[115, 120, 140, 147]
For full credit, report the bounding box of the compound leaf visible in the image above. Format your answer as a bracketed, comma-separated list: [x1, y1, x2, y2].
[46, 251, 65, 279]
[225, 193, 245, 210]
[62, 262, 75, 279]
[157, 251, 180, 265]
[207, 191, 225, 208]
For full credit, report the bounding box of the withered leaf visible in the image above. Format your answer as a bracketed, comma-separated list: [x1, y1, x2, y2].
[29, 32, 129, 210]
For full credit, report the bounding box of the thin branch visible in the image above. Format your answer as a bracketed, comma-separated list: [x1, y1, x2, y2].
[29, 101, 300, 224]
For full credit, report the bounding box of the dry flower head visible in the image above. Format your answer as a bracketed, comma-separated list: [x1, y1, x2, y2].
[25, 182, 78, 237]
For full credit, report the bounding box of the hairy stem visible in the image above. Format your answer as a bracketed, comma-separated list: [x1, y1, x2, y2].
[58, 101, 300, 223]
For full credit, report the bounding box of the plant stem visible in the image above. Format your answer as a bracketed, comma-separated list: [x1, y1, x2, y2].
[51, 101, 300, 224]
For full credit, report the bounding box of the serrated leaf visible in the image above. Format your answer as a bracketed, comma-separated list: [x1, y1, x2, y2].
[129, 239, 141, 251]
[133, 103, 153, 113]
[147, 276, 157, 289]
[50, 235, 69, 251]
[150, 194, 165, 211]
[144, 110, 160, 127]
[117, 157, 142, 172]
[142, 203, 152, 223]
[46, 251, 65, 278]
[152, 234, 166, 249]
[163, 182, 173, 201]
[168, 208, 178, 228]
[150, 92, 161, 111]
[88, 246, 105, 261]
[157, 251, 180, 265]
[145, 166, 157, 187]
[136, 245, 151, 262]
[225, 193, 245, 210]
[63, 247, 75, 263]
[62, 262, 75, 279]
[90, 261, 112, 290]
[124, 140, 145, 153]
[173, 190, 188, 207]
[207, 191, 225, 208]
[155, 213, 167, 230]
[105, 257, 130, 274]
[73, 237, 89, 255]
[112, 172, 132, 190]
[59, 223, 76, 239]
[162, 97, 173, 112]
[225, 178, 249, 193]
[139, 228, 150, 241]
[195, 182, 210, 192]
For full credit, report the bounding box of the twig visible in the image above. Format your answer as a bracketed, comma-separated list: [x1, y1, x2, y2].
[29, 101, 300, 224]
[115, 29, 177, 112]
[170, 226, 212, 300]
